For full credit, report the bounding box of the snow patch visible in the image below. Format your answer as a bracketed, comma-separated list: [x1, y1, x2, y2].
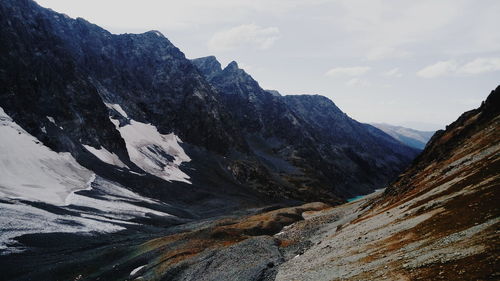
[111, 118, 191, 184]
[130, 170, 146, 176]
[104, 103, 128, 118]
[130, 265, 146, 276]
[64, 176, 173, 219]
[0, 108, 177, 253]
[83, 144, 128, 168]
[0, 200, 125, 254]
[0, 175, 176, 254]
[46, 116, 55, 124]
[0, 107, 94, 206]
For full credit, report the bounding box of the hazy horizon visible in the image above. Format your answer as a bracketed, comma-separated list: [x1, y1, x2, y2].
[35, 0, 500, 131]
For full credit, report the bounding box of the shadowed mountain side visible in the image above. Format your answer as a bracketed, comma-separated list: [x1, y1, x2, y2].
[193, 56, 420, 198]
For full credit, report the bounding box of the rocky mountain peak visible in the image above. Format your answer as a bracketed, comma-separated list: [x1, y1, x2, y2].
[145, 30, 165, 38]
[284, 94, 345, 120]
[191, 56, 222, 79]
[225, 60, 239, 71]
[266, 90, 282, 97]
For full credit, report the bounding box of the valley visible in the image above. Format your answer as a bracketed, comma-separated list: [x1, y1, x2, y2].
[0, 0, 498, 280]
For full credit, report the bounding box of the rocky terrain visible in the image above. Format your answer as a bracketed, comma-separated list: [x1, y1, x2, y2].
[1, 86, 497, 280]
[0, 0, 497, 280]
[274, 86, 499, 281]
[371, 123, 435, 150]
[0, 0, 420, 257]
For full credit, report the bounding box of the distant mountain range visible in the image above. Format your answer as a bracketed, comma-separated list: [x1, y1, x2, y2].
[371, 123, 435, 150]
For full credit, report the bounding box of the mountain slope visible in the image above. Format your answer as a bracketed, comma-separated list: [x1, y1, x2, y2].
[4, 87, 493, 281]
[193, 56, 419, 197]
[371, 123, 434, 150]
[273, 86, 500, 280]
[283, 95, 420, 195]
[0, 0, 258, 210]
[1, 0, 417, 258]
[0, 0, 262, 254]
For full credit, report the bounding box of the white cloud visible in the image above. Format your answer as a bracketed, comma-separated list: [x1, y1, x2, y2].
[208, 24, 279, 51]
[382, 68, 403, 78]
[417, 60, 458, 78]
[458, 57, 500, 74]
[333, 0, 466, 60]
[346, 78, 370, 87]
[346, 78, 360, 86]
[417, 57, 500, 78]
[325, 66, 371, 77]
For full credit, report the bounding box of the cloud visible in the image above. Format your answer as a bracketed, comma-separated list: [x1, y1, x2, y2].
[208, 24, 279, 51]
[417, 57, 500, 78]
[382, 68, 403, 78]
[346, 78, 370, 87]
[325, 66, 371, 77]
[417, 60, 458, 78]
[333, 0, 466, 59]
[458, 58, 500, 74]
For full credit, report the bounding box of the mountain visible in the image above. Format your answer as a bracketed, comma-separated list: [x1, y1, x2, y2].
[2, 87, 495, 281]
[273, 86, 500, 281]
[400, 121, 444, 131]
[0, 0, 496, 279]
[192, 56, 419, 197]
[371, 123, 434, 150]
[1, 0, 418, 261]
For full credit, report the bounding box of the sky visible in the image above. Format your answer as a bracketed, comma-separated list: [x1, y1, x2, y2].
[35, 0, 500, 131]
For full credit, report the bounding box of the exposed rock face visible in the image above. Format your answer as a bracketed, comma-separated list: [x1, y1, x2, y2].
[191, 55, 222, 80]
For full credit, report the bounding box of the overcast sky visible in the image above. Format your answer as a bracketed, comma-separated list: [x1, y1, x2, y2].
[36, 0, 500, 130]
